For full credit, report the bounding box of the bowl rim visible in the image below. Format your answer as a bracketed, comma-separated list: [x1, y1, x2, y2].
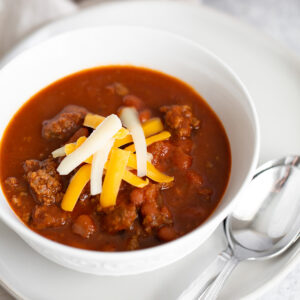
[0, 25, 260, 259]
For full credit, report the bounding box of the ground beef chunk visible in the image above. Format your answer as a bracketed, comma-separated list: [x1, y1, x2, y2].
[72, 215, 96, 238]
[131, 183, 172, 233]
[42, 105, 88, 140]
[23, 160, 40, 173]
[158, 181, 174, 190]
[5, 177, 18, 189]
[67, 127, 89, 143]
[130, 188, 145, 207]
[4, 177, 32, 223]
[13, 198, 32, 223]
[24, 158, 63, 205]
[10, 192, 32, 223]
[78, 184, 91, 202]
[32, 205, 70, 229]
[126, 235, 140, 250]
[5, 177, 21, 191]
[142, 203, 172, 233]
[148, 140, 192, 170]
[126, 221, 145, 250]
[24, 158, 58, 175]
[27, 170, 63, 205]
[160, 105, 200, 138]
[101, 202, 137, 233]
[148, 141, 172, 167]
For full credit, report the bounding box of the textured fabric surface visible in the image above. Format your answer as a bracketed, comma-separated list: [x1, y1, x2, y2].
[0, 0, 76, 58]
[201, 0, 300, 53]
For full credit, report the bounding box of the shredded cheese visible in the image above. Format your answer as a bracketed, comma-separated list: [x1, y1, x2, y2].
[147, 152, 153, 162]
[114, 127, 129, 139]
[65, 136, 85, 154]
[64, 143, 76, 155]
[52, 137, 87, 159]
[125, 131, 171, 152]
[84, 113, 129, 139]
[61, 164, 91, 212]
[64, 136, 93, 164]
[142, 118, 164, 137]
[114, 117, 164, 148]
[52, 136, 88, 158]
[53, 140, 151, 189]
[52, 146, 66, 158]
[145, 162, 174, 183]
[120, 107, 147, 177]
[57, 114, 122, 175]
[90, 138, 115, 195]
[113, 135, 133, 148]
[100, 148, 130, 207]
[83, 113, 105, 128]
[53, 112, 169, 210]
[127, 152, 174, 183]
[123, 170, 149, 188]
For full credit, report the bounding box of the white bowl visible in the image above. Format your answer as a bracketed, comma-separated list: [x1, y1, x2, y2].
[0, 26, 259, 275]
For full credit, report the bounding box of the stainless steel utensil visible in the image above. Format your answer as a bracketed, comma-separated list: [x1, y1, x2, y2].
[179, 155, 300, 300]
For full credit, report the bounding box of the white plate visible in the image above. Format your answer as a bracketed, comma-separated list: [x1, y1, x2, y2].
[0, 1, 299, 299]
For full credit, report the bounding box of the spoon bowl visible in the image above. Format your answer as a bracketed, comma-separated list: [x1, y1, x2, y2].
[227, 155, 300, 261]
[179, 155, 300, 300]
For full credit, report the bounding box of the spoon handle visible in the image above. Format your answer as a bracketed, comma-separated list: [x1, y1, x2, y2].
[177, 247, 232, 300]
[200, 255, 239, 300]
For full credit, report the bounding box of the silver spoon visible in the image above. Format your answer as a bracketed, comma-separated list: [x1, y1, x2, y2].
[179, 155, 300, 300]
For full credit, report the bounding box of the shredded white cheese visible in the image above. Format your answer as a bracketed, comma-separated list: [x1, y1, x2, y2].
[120, 107, 147, 177]
[90, 138, 115, 195]
[147, 152, 153, 162]
[52, 146, 66, 158]
[57, 114, 122, 175]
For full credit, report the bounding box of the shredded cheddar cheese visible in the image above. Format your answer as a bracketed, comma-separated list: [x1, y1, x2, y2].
[83, 113, 105, 128]
[56, 113, 171, 212]
[123, 170, 149, 188]
[65, 136, 86, 154]
[125, 131, 171, 152]
[114, 127, 129, 140]
[113, 135, 133, 148]
[65, 136, 93, 164]
[142, 118, 164, 137]
[61, 164, 91, 212]
[100, 148, 130, 207]
[83, 113, 129, 139]
[127, 153, 174, 183]
[114, 117, 164, 148]
[57, 114, 122, 175]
